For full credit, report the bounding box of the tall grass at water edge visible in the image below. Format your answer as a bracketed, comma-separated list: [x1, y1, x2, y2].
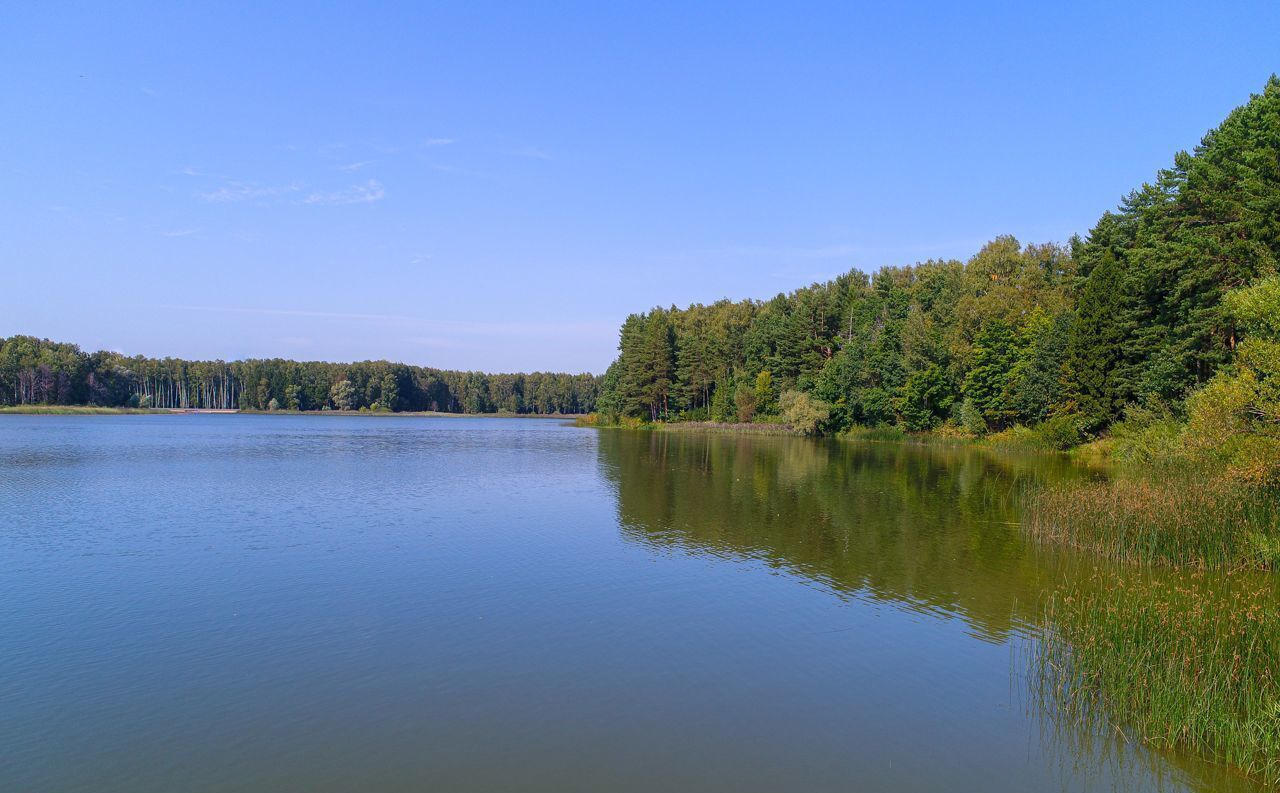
[1034, 570, 1280, 787]
[1025, 471, 1280, 570]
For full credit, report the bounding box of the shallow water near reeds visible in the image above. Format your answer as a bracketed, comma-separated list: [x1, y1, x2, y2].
[0, 415, 1272, 792]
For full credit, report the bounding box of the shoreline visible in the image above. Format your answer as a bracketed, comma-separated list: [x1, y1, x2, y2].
[578, 415, 1095, 454]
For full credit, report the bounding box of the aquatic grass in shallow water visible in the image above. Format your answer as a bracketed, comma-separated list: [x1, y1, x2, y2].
[1025, 472, 1280, 570]
[1035, 571, 1280, 787]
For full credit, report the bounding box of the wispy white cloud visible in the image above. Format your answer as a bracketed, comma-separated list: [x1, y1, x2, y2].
[201, 182, 301, 203]
[423, 137, 455, 147]
[160, 228, 198, 237]
[337, 160, 373, 172]
[303, 179, 385, 206]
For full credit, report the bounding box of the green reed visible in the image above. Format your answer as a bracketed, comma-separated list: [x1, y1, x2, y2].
[1035, 570, 1280, 787]
[1025, 471, 1280, 570]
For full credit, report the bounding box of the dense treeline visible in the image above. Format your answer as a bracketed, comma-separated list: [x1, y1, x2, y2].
[0, 337, 601, 414]
[599, 77, 1280, 444]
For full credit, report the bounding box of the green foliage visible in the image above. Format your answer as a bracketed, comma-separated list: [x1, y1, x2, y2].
[594, 361, 623, 422]
[753, 370, 777, 415]
[709, 372, 734, 422]
[962, 319, 1021, 429]
[897, 364, 952, 431]
[601, 237, 1077, 436]
[1030, 414, 1084, 451]
[734, 377, 758, 423]
[1225, 274, 1280, 338]
[957, 398, 987, 436]
[778, 389, 830, 435]
[0, 337, 601, 415]
[379, 373, 400, 412]
[1109, 402, 1185, 466]
[1181, 275, 1280, 485]
[1073, 76, 1280, 403]
[329, 379, 356, 411]
[1065, 250, 1133, 429]
[1010, 310, 1070, 423]
[613, 311, 677, 421]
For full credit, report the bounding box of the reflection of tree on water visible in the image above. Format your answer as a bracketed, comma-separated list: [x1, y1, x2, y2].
[599, 429, 1092, 642]
[599, 429, 1266, 793]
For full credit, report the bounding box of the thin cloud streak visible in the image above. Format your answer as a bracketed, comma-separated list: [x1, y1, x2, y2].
[303, 180, 385, 205]
[201, 182, 301, 203]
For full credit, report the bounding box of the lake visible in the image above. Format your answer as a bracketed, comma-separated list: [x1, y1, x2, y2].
[0, 415, 1262, 792]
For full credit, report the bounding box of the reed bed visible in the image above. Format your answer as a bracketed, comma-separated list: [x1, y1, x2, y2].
[1025, 473, 1280, 570]
[0, 405, 166, 415]
[1035, 571, 1280, 787]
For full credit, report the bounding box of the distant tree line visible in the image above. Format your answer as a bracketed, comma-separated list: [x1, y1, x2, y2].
[599, 76, 1280, 440]
[0, 337, 601, 414]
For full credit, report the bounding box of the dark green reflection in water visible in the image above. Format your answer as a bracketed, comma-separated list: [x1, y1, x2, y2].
[602, 429, 1089, 640]
[598, 429, 1268, 793]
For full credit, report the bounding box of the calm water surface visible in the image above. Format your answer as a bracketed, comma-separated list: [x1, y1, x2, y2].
[0, 416, 1263, 792]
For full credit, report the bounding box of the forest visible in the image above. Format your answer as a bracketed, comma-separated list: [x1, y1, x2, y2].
[598, 76, 1280, 456]
[0, 338, 601, 415]
[597, 81, 1280, 783]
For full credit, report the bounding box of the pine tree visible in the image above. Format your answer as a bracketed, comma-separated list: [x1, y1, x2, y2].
[1065, 250, 1133, 428]
[963, 319, 1021, 429]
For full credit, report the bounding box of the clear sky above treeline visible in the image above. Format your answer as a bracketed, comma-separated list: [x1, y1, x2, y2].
[2, 1, 1277, 373]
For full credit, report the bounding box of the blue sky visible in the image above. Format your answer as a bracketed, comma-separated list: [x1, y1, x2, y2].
[2, 2, 1277, 373]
